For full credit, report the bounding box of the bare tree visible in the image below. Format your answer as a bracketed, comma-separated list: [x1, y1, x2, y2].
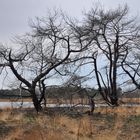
[67, 5, 140, 106]
[121, 39, 140, 90]
[0, 12, 83, 112]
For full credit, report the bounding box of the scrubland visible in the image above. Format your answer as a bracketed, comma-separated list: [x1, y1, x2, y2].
[0, 105, 140, 140]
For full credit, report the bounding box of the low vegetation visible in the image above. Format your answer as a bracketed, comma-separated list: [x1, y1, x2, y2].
[0, 106, 140, 140]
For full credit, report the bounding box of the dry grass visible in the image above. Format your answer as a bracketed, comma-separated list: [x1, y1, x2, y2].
[0, 106, 140, 140]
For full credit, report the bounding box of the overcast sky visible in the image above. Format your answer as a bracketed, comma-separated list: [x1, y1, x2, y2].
[0, 0, 140, 44]
[0, 0, 140, 89]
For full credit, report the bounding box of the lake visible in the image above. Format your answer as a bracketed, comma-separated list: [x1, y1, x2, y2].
[0, 101, 140, 108]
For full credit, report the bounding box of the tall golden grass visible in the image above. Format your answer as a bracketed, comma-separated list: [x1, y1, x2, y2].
[0, 106, 139, 140]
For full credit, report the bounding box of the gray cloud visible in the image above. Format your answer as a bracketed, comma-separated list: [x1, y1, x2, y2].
[0, 0, 140, 43]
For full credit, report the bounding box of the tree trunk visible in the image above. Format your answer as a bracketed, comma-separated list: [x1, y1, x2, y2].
[32, 92, 42, 112]
[110, 96, 118, 106]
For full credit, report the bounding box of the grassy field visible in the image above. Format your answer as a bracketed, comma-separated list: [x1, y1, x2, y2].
[0, 106, 140, 140]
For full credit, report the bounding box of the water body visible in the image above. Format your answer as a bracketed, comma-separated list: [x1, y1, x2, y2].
[0, 102, 140, 109]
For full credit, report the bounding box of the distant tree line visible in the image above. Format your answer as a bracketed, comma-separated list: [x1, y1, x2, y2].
[0, 86, 140, 100]
[0, 86, 98, 99]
